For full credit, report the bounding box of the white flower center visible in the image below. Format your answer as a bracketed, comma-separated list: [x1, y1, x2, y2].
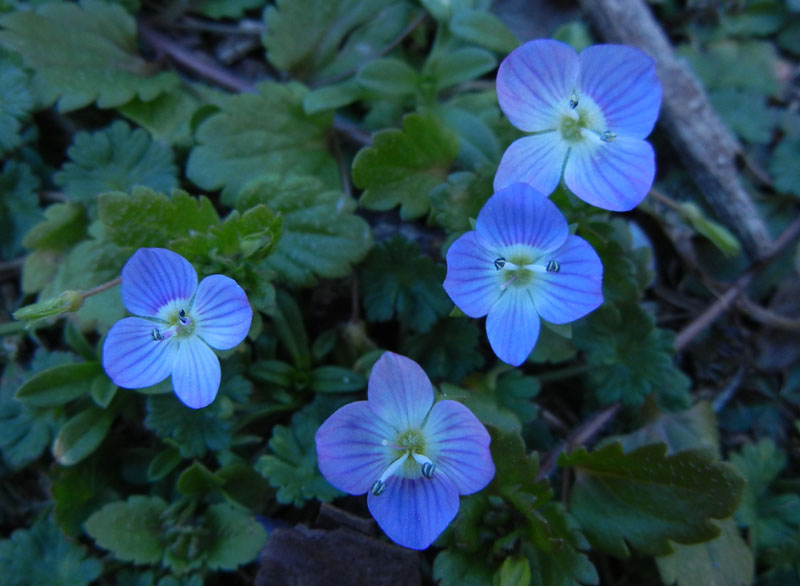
[151, 307, 195, 342]
[370, 429, 436, 496]
[492, 249, 561, 291]
[557, 90, 613, 146]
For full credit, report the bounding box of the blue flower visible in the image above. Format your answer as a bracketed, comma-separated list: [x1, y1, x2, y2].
[102, 248, 252, 409]
[443, 183, 604, 366]
[315, 351, 494, 550]
[494, 39, 662, 211]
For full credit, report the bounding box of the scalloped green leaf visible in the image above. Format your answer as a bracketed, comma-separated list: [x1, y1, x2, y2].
[204, 503, 267, 570]
[770, 135, 800, 197]
[0, 0, 179, 111]
[85, 496, 167, 564]
[187, 82, 337, 205]
[98, 187, 219, 249]
[353, 112, 460, 219]
[263, 0, 411, 80]
[360, 236, 452, 333]
[0, 160, 42, 259]
[144, 393, 233, 459]
[403, 318, 483, 382]
[558, 442, 745, 557]
[237, 175, 372, 286]
[0, 518, 102, 586]
[22, 202, 88, 252]
[0, 60, 32, 154]
[54, 121, 178, 205]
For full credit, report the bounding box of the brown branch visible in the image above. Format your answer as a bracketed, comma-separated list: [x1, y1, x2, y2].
[577, 0, 773, 260]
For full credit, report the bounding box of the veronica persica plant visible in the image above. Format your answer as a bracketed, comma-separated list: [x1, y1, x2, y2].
[102, 247, 252, 409]
[444, 183, 603, 366]
[494, 39, 662, 211]
[315, 351, 494, 550]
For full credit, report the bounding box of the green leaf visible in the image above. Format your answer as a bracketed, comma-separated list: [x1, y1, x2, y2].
[203, 503, 267, 570]
[309, 366, 366, 393]
[449, 9, 518, 54]
[271, 288, 312, 371]
[360, 236, 452, 333]
[263, 0, 411, 80]
[0, 60, 32, 155]
[429, 170, 492, 233]
[90, 374, 118, 408]
[356, 57, 421, 96]
[574, 304, 691, 409]
[655, 519, 754, 586]
[709, 88, 774, 144]
[237, 174, 372, 286]
[15, 361, 102, 408]
[189, 0, 263, 19]
[147, 446, 182, 482]
[487, 428, 552, 505]
[170, 204, 283, 267]
[494, 556, 531, 586]
[177, 461, 225, 496]
[0, 518, 102, 586]
[770, 135, 800, 197]
[0, 160, 42, 259]
[53, 406, 115, 466]
[434, 548, 494, 586]
[145, 393, 233, 459]
[677, 40, 780, 97]
[54, 121, 178, 205]
[618, 401, 720, 459]
[558, 442, 745, 557]
[424, 47, 497, 92]
[353, 112, 460, 219]
[98, 187, 219, 249]
[85, 496, 167, 564]
[303, 79, 363, 114]
[53, 461, 118, 537]
[187, 82, 337, 205]
[0, 359, 59, 469]
[255, 396, 345, 507]
[678, 201, 741, 257]
[248, 360, 296, 388]
[0, 0, 179, 111]
[22, 202, 88, 252]
[403, 318, 483, 382]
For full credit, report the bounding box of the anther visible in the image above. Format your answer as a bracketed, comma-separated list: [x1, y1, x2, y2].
[569, 91, 579, 109]
[151, 328, 163, 341]
[494, 257, 506, 270]
[600, 130, 617, 143]
[370, 480, 386, 496]
[421, 462, 435, 479]
[545, 260, 561, 273]
[178, 309, 190, 325]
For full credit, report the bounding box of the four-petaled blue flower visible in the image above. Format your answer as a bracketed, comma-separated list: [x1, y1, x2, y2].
[102, 247, 252, 409]
[443, 183, 604, 366]
[315, 351, 495, 550]
[494, 39, 662, 211]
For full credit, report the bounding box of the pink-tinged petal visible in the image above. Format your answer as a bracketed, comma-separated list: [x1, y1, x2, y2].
[315, 401, 395, 495]
[486, 287, 541, 366]
[424, 400, 494, 495]
[497, 39, 578, 132]
[171, 337, 220, 409]
[578, 45, 662, 139]
[368, 474, 459, 550]
[531, 235, 604, 324]
[368, 352, 434, 432]
[121, 248, 197, 317]
[476, 183, 569, 253]
[564, 136, 655, 211]
[493, 133, 568, 196]
[102, 317, 175, 389]
[192, 275, 252, 350]
[443, 232, 502, 318]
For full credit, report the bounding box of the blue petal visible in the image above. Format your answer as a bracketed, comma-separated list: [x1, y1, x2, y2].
[486, 287, 541, 366]
[121, 248, 197, 317]
[443, 232, 502, 318]
[493, 133, 569, 196]
[578, 45, 662, 139]
[193, 275, 252, 350]
[424, 400, 494, 495]
[531, 235, 604, 324]
[171, 337, 220, 409]
[368, 352, 433, 432]
[102, 317, 175, 389]
[497, 39, 578, 132]
[476, 183, 568, 253]
[564, 136, 655, 211]
[315, 401, 395, 495]
[367, 474, 460, 550]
